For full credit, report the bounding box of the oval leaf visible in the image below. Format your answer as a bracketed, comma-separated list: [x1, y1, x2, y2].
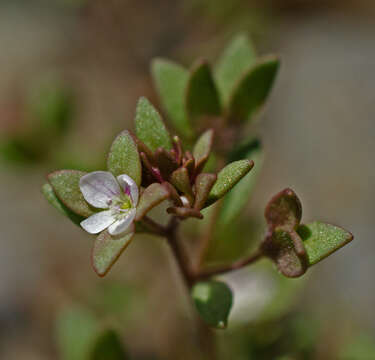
[228, 56, 280, 124]
[48, 170, 94, 217]
[135, 97, 172, 152]
[135, 183, 171, 221]
[298, 222, 353, 266]
[170, 167, 193, 199]
[193, 128, 214, 168]
[192, 281, 233, 329]
[151, 58, 193, 137]
[42, 183, 84, 226]
[186, 61, 221, 130]
[215, 33, 257, 105]
[206, 160, 254, 207]
[194, 173, 217, 210]
[107, 130, 142, 186]
[92, 230, 134, 277]
[90, 329, 129, 360]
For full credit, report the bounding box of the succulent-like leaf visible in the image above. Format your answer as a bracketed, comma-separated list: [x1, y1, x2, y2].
[135, 183, 171, 221]
[56, 305, 98, 360]
[154, 147, 179, 180]
[107, 130, 142, 186]
[151, 58, 193, 137]
[194, 173, 217, 210]
[90, 329, 129, 360]
[48, 170, 95, 217]
[265, 188, 302, 231]
[135, 97, 172, 152]
[170, 167, 194, 199]
[92, 230, 134, 277]
[298, 222, 353, 266]
[167, 207, 203, 219]
[192, 281, 233, 329]
[186, 61, 221, 129]
[206, 160, 254, 206]
[228, 56, 280, 124]
[215, 33, 257, 105]
[42, 183, 84, 226]
[193, 129, 214, 171]
[220, 140, 263, 225]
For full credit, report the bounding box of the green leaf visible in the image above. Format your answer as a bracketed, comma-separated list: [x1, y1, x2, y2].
[107, 130, 142, 186]
[56, 305, 98, 360]
[90, 329, 129, 360]
[206, 160, 254, 206]
[92, 230, 134, 277]
[265, 188, 302, 231]
[298, 222, 353, 266]
[228, 56, 280, 124]
[194, 173, 217, 210]
[42, 183, 84, 226]
[151, 58, 193, 137]
[186, 61, 221, 130]
[170, 167, 194, 200]
[193, 128, 214, 168]
[192, 281, 233, 329]
[220, 140, 263, 225]
[135, 97, 172, 152]
[48, 170, 95, 218]
[135, 183, 171, 221]
[215, 33, 257, 105]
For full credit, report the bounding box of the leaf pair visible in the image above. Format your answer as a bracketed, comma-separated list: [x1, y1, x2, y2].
[262, 188, 353, 278]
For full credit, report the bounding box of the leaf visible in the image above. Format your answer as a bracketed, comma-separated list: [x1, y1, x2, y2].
[151, 58, 193, 137]
[194, 173, 217, 210]
[206, 160, 254, 207]
[186, 61, 221, 130]
[167, 207, 203, 219]
[107, 130, 142, 186]
[193, 128, 214, 168]
[265, 188, 302, 231]
[170, 167, 194, 199]
[228, 56, 280, 124]
[298, 222, 353, 266]
[192, 281, 233, 329]
[215, 33, 257, 105]
[90, 329, 129, 360]
[92, 230, 134, 277]
[220, 140, 263, 225]
[42, 183, 84, 226]
[135, 183, 171, 221]
[135, 97, 172, 152]
[56, 305, 98, 360]
[48, 170, 95, 217]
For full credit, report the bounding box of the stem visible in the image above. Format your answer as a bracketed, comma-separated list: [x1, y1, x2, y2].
[195, 248, 264, 280]
[142, 216, 168, 237]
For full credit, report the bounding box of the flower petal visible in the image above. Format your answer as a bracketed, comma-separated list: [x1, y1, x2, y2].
[117, 174, 139, 206]
[108, 208, 136, 236]
[80, 171, 121, 208]
[80, 210, 116, 234]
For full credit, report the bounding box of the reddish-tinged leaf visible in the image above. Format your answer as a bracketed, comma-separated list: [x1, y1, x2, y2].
[194, 173, 217, 210]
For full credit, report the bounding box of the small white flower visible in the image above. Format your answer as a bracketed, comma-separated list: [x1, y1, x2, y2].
[79, 171, 139, 236]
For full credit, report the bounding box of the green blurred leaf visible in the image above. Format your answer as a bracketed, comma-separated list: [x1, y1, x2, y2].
[265, 188, 302, 231]
[90, 329, 129, 360]
[56, 305, 98, 360]
[151, 58, 193, 137]
[48, 170, 94, 218]
[193, 128, 214, 168]
[92, 230, 134, 277]
[228, 56, 280, 124]
[220, 140, 263, 225]
[206, 159, 253, 206]
[215, 33, 257, 105]
[339, 333, 375, 360]
[42, 183, 84, 226]
[107, 130, 142, 186]
[135, 183, 171, 221]
[192, 280, 233, 329]
[298, 222, 353, 266]
[186, 61, 222, 130]
[135, 97, 172, 152]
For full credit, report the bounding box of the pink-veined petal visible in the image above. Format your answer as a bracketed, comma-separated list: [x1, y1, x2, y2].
[117, 174, 139, 206]
[108, 208, 136, 236]
[80, 171, 121, 208]
[80, 210, 116, 234]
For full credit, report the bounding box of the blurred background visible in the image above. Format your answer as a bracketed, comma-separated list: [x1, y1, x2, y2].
[0, 0, 374, 359]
